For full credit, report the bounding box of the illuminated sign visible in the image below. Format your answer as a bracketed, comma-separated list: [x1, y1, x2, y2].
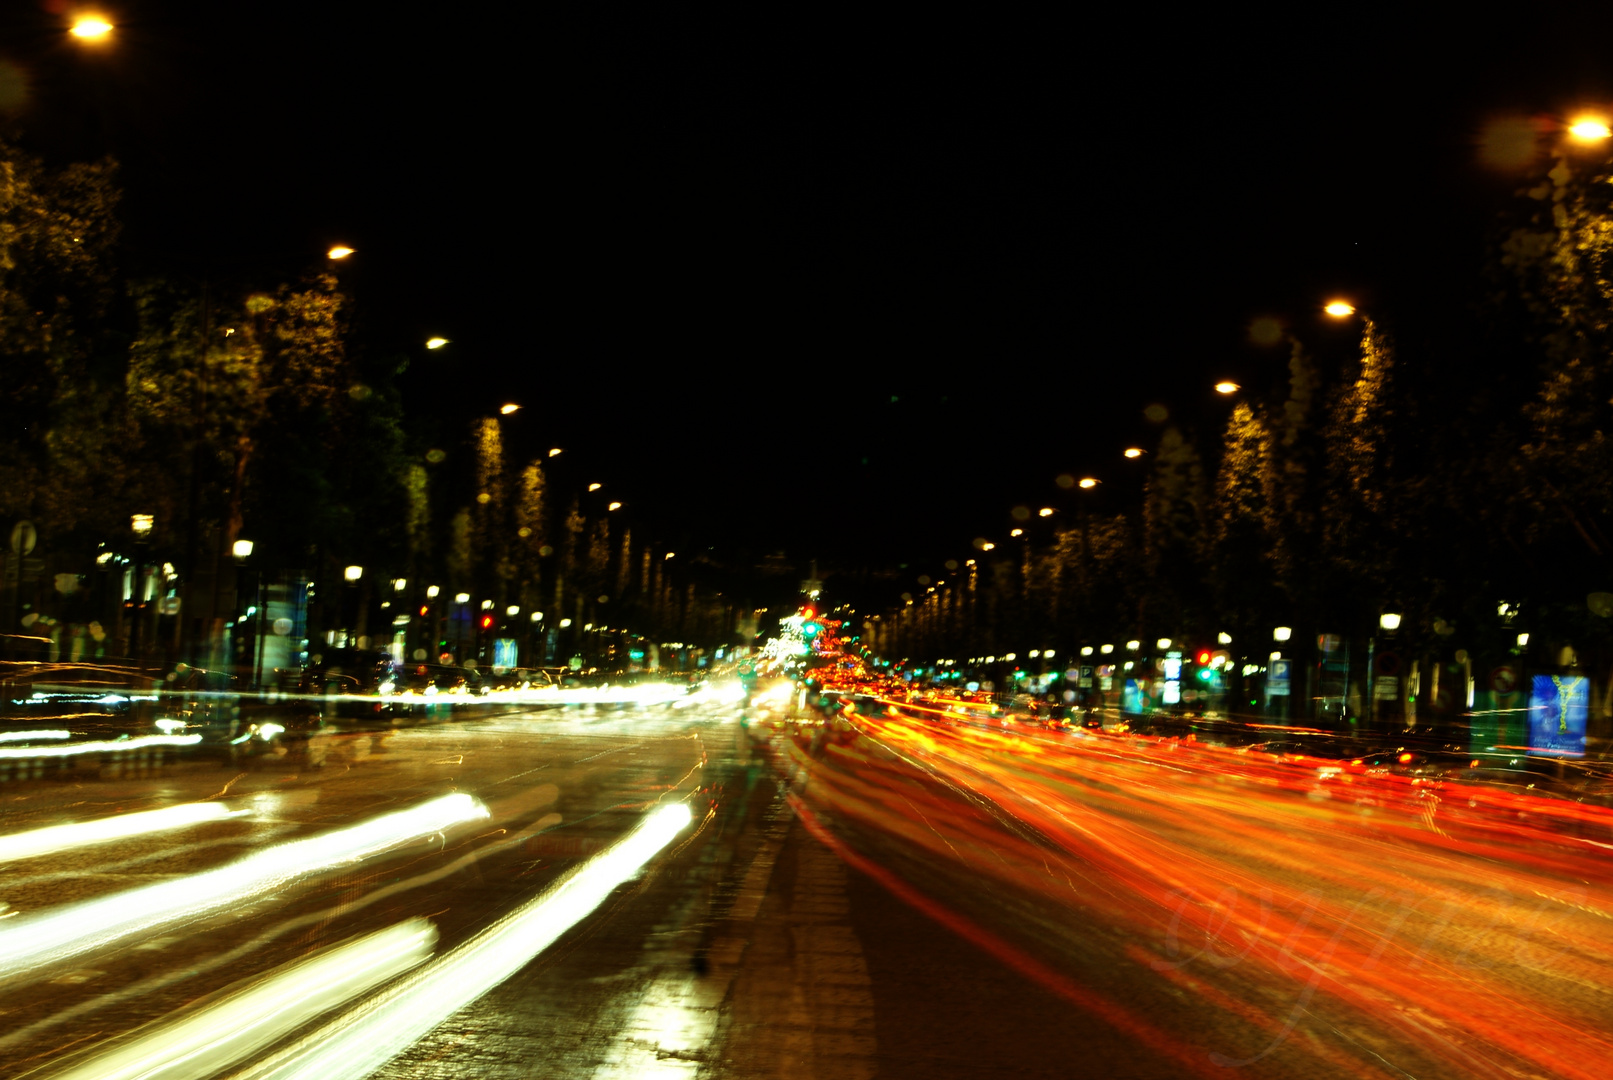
[1529, 674, 1587, 757]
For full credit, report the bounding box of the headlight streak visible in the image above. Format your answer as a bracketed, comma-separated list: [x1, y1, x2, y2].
[773, 698, 1613, 1079]
[0, 729, 71, 744]
[226, 802, 695, 1080]
[0, 794, 487, 985]
[0, 733, 201, 761]
[47, 919, 438, 1080]
[0, 802, 241, 865]
[0, 808, 566, 1055]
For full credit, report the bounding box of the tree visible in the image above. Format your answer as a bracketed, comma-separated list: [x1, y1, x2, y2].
[0, 138, 124, 539]
[1209, 402, 1276, 633]
[1143, 425, 1208, 635]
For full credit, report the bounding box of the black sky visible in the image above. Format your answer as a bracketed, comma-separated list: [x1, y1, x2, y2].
[7, 2, 1613, 582]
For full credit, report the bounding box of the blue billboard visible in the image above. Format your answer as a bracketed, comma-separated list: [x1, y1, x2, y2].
[1528, 674, 1587, 758]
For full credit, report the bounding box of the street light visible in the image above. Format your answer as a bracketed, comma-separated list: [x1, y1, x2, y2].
[454, 592, 470, 604]
[1123, 448, 1144, 458]
[426, 585, 440, 599]
[1077, 478, 1098, 489]
[1010, 528, 1023, 537]
[981, 542, 995, 551]
[426, 337, 448, 349]
[1324, 300, 1356, 318]
[548, 448, 562, 457]
[1568, 117, 1612, 143]
[1156, 638, 1172, 649]
[500, 403, 520, 415]
[1214, 381, 1239, 394]
[588, 483, 602, 492]
[530, 611, 543, 622]
[1217, 631, 1232, 644]
[1273, 626, 1292, 642]
[69, 16, 113, 40]
[1126, 640, 1140, 651]
[131, 513, 155, 538]
[327, 246, 354, 260]
[344, 565, 363, 582]
[507, 605, 520, 616]
[1379, 612, 1402, 631]
[664, 552, 675, 559]
[1038, 507, 1054, 517]
[608, 502, 622, 511]
[232, 539, 254, 561]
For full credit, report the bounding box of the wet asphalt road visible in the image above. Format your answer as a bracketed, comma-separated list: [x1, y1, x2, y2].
[0, 700, 1133, 1080]
[7, 694, 1607, 1079]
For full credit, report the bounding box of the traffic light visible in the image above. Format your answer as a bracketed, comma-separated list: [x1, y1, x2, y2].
[1196, 667, 1214, 682]
[1196, 649, 1211, 665]
[803, 622, 822, 638]
[480, 615, 494, 630]
[419, 606, 429, 617]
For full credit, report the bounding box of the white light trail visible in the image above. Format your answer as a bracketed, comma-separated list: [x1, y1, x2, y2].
[51, 919, 437, 1080]
[0, 733, 201, 761]
[0, 793, 486, 984]
[0, 730, 70, 744]
[233, 802, 694, 1080]
[0, 802, 239, 865]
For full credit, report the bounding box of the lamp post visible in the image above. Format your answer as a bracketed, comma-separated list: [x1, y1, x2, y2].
[129, 514, 154, 661]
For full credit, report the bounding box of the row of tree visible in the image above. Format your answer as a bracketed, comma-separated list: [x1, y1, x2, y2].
[868, 147, 1613, 695]
[0, 137, 733, 665]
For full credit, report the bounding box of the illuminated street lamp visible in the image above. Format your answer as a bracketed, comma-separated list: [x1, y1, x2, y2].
[1324, 300, 1356, 317]
[1126, 640, 1140, 651]
[231, 539, 254, 561]
[69, 16, 113, 40]
[1273, 626, 1292, 642]
[1217, 631, 1232, 644]
[1568, 117, 1612, 143]
[454, 592, 470, 604]
[1010, 528, 1023, 537]
[500, 403, 520, 415]
[981, 542, 996, 551]
[664, 551, 675, 559]
[548, 448, 563, 457]
[426, 585, 440, 599]
[1100, 643, 1114, 654]
[1379, 612, 1402, 631]
[1077, 478, 1098, 489]
[1123, 448, 1144, 459]
[588, 483, 602, 492]
[131, 514, 155, 538]
[608, 501, 622, 511]
[1038, 507, 1054, 517]
[480, 599, 493, 610]
[426, 337, 448, 349]
[507, 605, 520, 617]
[327, 245, 354, 260]
[1156, 637, 1172, 650]
[1214, 381, 1239, 395]
[530, 611, 543, 622]
[344, 565, 363, 582]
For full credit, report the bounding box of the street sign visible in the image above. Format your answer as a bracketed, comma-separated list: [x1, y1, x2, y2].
[1267, 659, 1292, 696]
[1489, 665, 1517, 696]
[9, 521, 36, 556]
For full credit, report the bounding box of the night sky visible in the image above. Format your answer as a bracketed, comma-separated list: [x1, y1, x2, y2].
[7, 2, 1613, 581]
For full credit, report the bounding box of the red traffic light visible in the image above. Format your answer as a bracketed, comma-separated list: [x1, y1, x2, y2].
[419, 606, 429, 617]
[480, 615, 494, 629]
[1196, 650, 1211, 665]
